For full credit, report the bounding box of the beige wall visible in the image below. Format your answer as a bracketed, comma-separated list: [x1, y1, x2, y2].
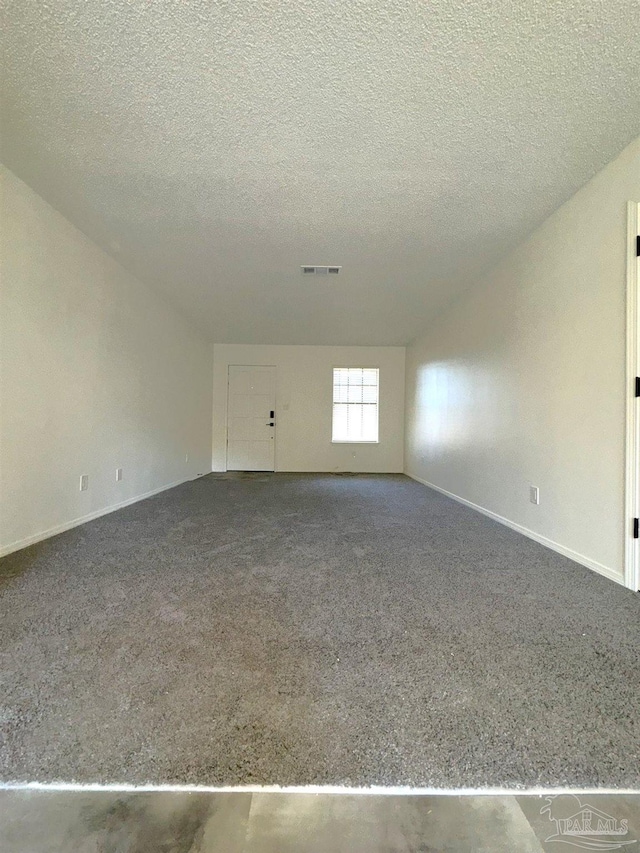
[0, 167, 213, 555]
[212, 344, 405, 472]
[405, 137, 640, 584]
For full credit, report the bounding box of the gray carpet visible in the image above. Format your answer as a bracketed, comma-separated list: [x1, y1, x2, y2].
[1, 473, 639, 788]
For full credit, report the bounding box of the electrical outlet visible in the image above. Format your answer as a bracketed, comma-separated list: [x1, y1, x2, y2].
[79, 474, 89, 492]
[529, 485, 540, 505]
[115, 468, 123, 482]
[185, 453, 189, 463]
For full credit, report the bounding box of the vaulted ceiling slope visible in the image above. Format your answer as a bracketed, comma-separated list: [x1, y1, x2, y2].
[2, 1, 639, 345]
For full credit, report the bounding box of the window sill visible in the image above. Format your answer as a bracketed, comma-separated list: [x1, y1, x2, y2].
[331, 440, 379, 444]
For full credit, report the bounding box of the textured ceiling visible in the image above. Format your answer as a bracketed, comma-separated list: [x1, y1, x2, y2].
[2, 0, 640, 345]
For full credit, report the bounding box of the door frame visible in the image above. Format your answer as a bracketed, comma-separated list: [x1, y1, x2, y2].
[625, 202, 640, 591]
[225, 364, 277, 472]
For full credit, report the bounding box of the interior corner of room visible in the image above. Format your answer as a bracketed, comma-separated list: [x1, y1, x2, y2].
[404, 141, 640, 591]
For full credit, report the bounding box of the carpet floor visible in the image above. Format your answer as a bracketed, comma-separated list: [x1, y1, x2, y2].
[1, 473, 639, 788]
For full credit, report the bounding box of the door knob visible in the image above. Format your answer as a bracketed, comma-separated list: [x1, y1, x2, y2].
[266, 422, 275, 426]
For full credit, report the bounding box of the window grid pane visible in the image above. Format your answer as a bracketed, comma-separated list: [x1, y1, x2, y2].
[332, 368, 379, 442]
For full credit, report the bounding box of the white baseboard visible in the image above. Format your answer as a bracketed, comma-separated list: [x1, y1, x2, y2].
[405, 472, 625, 587]
[0, 476, 197, 558]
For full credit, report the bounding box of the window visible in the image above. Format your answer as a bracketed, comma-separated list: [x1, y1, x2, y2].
[332, 368, 379, 442]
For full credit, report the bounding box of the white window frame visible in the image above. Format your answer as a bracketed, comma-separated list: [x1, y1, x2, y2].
[331, 367, 380, 444]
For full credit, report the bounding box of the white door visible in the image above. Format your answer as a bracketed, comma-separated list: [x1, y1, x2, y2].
[227, 365, 276, 471]
[626, 202, 640, 590]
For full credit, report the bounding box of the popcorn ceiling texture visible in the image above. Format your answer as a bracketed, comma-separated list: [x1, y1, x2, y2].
[1, 0, 639, 344]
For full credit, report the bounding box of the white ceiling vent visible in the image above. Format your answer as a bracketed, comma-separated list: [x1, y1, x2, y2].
[301, 265, 341, 275]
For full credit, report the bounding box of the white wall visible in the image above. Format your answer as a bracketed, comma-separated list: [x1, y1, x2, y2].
[213, 344, 405, 473]
[405, 137, 640, 584]
[0, 166, 213, 555]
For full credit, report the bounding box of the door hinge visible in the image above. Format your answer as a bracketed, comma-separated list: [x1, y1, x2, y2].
[634, 518, 639, 539]
[636, 234, 640, 256]
[636, 376, 640, 397]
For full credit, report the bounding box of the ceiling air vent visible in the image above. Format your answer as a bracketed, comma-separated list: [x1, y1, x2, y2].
[301, 265, 342, 275]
